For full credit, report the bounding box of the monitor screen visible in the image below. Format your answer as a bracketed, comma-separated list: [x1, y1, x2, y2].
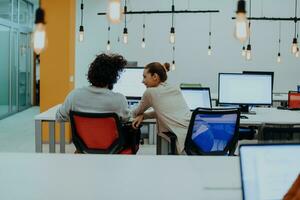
[218, 73, 272, 105]
[243, 71, 274, 89]
[181, 88, 212, 110]
[297, 85, 300, 92]
[113, 67, 146, 98]
[240, 144, 300, 200]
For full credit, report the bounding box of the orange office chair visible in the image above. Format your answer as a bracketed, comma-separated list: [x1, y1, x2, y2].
[288, 91, 300, 109]
[70, 111, 140, 154]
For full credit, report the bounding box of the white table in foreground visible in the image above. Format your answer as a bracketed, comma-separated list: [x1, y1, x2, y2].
[0, 153, 241, 200]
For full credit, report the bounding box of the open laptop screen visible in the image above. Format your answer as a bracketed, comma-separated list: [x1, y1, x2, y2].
[240, 144, 300, 200]
[181, 87, 212, 110]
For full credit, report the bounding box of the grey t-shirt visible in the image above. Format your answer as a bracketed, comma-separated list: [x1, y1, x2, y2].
[56, 86, 130, 122]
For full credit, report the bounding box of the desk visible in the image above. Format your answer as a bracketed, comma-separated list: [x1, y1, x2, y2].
[0, 153, 242, 200]
[34, 105, 156, 153]
[35, 105, 300, 153]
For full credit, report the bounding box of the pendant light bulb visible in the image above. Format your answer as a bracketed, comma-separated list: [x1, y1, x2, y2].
[296, 48, 300, 57]
[171, 60, 176, 71]
[33, 8, 47, 55]
[170, 27, 175, 44]
[106, 40, 111, 51]
[246, 44, 252, 60]
[234, 0, 249, 43]
[107, 0, 122, 24]
[79, 25, 84, 42]
[277, 53, 281, 63]
[123, 27, 128, 44]
[292, 38, 298, 54]
[208, 46, 212, 56]
[141, 38, 146, 48]
[241, 46, 246, 56]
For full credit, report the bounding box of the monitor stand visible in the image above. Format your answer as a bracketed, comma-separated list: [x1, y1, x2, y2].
[239, 105, 256, 115]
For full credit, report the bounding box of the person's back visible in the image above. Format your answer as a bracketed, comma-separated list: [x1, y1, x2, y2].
[56, 53, 130, 122]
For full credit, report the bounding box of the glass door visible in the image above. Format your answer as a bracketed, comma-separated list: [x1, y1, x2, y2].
[0, 24, 10, 117]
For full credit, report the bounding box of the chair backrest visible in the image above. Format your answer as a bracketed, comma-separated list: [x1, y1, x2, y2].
[184, 108, 240, 155]
[69, 111, 125, 154]
[259, 123, 300, 142]
[288, 91, 300, 109]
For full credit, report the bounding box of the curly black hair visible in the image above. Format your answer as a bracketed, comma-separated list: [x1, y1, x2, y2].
[87, 53, 127, 89]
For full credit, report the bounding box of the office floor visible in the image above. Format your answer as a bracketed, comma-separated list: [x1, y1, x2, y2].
[0, 107, 156, 154]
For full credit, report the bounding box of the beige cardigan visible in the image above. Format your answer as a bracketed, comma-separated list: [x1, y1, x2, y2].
[132, 82, 191, 153]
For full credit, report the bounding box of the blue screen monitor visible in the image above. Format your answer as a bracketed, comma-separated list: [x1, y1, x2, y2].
[180, 87, 212, 110]
[240, 144, 300, 200]
[113, 67, 146, 99]
[298, 85, 300, 92]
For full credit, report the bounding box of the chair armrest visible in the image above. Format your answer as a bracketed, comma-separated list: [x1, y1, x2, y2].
[162, 131, 177, 155]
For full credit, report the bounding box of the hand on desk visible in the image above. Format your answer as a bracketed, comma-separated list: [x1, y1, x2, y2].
[132, 114, 144, 129]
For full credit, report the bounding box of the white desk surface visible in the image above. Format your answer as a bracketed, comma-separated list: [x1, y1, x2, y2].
[0, 153, 241, 200]
[35, 104, 300, 126]
[211, 92, 288, 101]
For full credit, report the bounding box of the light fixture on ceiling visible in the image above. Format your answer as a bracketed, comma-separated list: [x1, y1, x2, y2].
[169, 0, 175, 44]
[277, 22, 282, 63]
[141, 15, 146, 48]
[106, 25, 111, 51]
[292, 0, 299, 54]
[33, 4, 47, 55]
[208, 13, 212, 56]
[241, 45, 246, 56]
[234, 0, 249, 43]
[79, 0, 84, 42]
[107, 0, 122, 24]
[123, 0, 128, 44]
[246, 43, 252, 60]
[171, 46, 176, 70]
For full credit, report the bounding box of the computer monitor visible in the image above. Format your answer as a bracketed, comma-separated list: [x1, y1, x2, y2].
[180, 87, 212, 110]
[243, 71, 274, 89]
[239, 144, 300, 200]
[297, 85, 300, 92]
[113, 67, 146, 99]
[218, 73, 272, 113]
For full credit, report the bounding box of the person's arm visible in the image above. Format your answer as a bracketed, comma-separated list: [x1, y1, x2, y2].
[132, 89, 152, 117]
[119, 95, 131, 123]
[55, 92, 74, 122]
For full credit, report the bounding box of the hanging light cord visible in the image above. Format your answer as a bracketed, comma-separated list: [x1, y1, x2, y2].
[142, 14, 146, 37]
[124, 0, 127, 28]
[108, 25, 110, 40]
[278, 21, 281, 52]
[209, 13, 212, 45]
[248, 0, 252, 44]
[171, 0, 174, 27]
[172, 45, 175, 61]
[80, 0, 83, 26]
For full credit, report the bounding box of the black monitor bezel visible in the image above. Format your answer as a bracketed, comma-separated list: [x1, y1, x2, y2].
[180, 87, 212, 109]
[218, 73, 273, 106]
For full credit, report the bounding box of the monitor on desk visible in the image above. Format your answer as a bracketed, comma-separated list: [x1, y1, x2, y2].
[240, 144, 300, 200]
[243, 71, 274, 89]
[218, 73, 272, 113]
[180, 87, 212, 110]
[113, 67, 146, 99]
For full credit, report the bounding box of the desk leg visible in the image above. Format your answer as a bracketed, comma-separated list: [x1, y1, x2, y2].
[49, 122, 55, 153]
[35, 120, 42, 153]
[60, 122, 65, 153]
[148, 124, 154, 144]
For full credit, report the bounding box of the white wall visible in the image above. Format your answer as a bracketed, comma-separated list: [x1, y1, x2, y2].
[75, 0, 300, 93]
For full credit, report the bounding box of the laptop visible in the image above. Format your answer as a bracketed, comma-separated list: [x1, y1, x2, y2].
[239, 144, 300, 200]
[180, 87, 212, 110]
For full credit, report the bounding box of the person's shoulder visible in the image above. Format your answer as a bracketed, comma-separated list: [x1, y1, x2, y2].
[111, 90, 127, 100]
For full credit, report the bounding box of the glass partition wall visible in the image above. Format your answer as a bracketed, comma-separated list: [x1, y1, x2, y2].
[0, 0, 34, 119]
